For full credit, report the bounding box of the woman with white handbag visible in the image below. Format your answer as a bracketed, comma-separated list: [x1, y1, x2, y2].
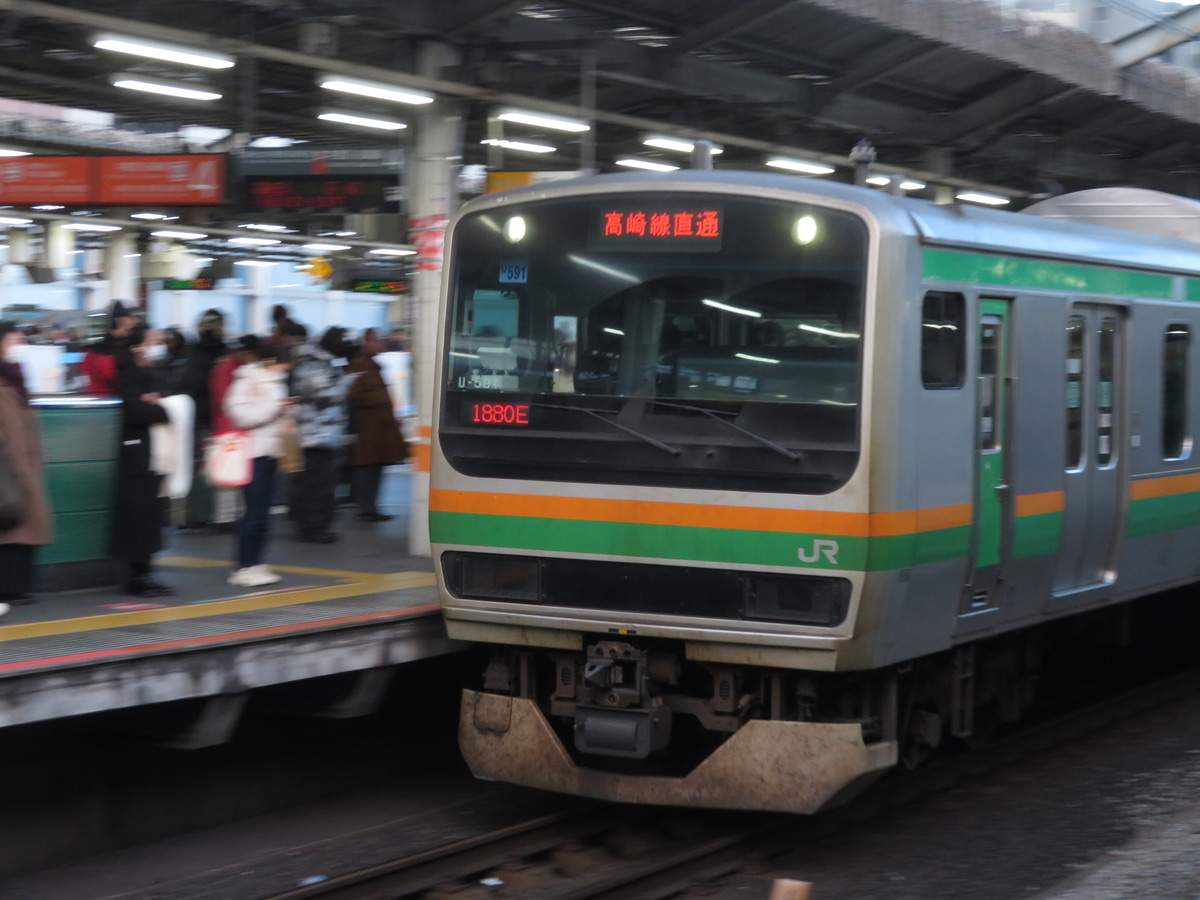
[223, 335, 293, 588]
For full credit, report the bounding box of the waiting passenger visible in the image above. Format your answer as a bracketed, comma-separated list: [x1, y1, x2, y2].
[346, 329, 407, 522]
[224, 335, 292, 588]
[82, 300, 137, 396]
[112, 322, 174, 597]
[0, 321, 53, 614]
[289, 327, 350, 543]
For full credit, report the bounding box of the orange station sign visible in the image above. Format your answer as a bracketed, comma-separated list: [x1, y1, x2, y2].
[0, 156, 93, 204]
[0, 154, 227, 205]
[96, 155, 226, 204]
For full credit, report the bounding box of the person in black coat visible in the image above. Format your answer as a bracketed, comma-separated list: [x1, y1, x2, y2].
[183, 309, 227, 434]
[112, 322, 174, 597]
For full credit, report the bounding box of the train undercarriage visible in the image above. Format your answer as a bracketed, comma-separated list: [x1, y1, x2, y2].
[458, 628, 1050, 814]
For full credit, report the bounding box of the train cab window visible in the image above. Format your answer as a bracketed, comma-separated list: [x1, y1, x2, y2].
[441, 192, 869, 494]
[1066, 316, 1084, 469]
[1163, 324, 1191, 460]
[921, 291, 964, 389]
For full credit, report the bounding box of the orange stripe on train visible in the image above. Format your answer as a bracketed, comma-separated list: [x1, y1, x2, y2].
[430, 489, 974, 537]
[1130, 472, 1200, 501]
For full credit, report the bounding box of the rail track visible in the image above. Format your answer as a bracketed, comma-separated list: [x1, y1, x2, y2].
[263, 666, 1200, 900]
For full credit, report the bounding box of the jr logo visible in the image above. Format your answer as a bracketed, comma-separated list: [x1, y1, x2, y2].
[798, 539, 840, 565]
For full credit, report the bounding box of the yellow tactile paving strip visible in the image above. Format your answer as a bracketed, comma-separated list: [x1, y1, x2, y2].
[0, 559, 437, 643]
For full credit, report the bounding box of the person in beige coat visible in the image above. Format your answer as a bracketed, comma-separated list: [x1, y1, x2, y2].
[0, 321, 53, 616]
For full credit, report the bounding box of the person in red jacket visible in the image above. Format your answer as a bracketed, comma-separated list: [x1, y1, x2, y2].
[81, 301, 137, 395]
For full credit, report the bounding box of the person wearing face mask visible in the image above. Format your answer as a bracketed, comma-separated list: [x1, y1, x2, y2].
[0, 321, 53, 614]
[224, 335, 293, 588]
[111, 322, 174, 597]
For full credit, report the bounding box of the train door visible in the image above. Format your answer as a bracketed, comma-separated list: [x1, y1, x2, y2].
[965, 298, 1011, 609]
[1053, 305, 1125, 595]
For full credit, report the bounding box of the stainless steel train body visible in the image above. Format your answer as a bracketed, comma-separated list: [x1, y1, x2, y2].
[430, 171, 1200, 813]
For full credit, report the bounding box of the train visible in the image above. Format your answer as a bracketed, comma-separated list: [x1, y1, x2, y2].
[429, 170, 1200, 813]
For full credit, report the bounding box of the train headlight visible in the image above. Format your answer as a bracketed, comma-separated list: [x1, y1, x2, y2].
[504, 215, 527, 242]
[794, 215, 818, 245]
[745, 574, 850, 626]
[443, 552, 544, 603]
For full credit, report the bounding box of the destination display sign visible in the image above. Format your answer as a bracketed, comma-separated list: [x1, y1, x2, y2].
[590, 203, 723, 252]
[245, 175, 395, 212]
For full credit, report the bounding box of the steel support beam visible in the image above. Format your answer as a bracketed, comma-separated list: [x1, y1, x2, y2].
[1111, 6, 1200, 69]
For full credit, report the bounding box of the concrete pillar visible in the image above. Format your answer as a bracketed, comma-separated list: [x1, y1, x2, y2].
[44, 221, 74, 269]
[247, 263, 273, 334]
[6, 228, 29, 264]
[922, 147, 956, 205]
[103, 232, 137, 303]
[409, 41, 463, 558]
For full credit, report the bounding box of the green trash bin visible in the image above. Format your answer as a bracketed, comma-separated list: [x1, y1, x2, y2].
[32, 396, 122, 592]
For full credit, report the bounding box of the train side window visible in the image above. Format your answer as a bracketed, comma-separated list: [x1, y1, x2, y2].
[1066, 316, 1084, 469]
[1097, 319, 1116, 467]
[921, 290, 964, 389]
[1163, 323, 1191, 460]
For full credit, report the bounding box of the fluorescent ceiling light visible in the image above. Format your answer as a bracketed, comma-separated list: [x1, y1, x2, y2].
[703, 298, 762, 318]
[229, 237, 280, 246]
[765, 157, 836, 175]
[481, 138, 556, 154]
[643, 136, 723, 155]
[31, 205, 62, 211]
[318, 112, 406, 131]
[302, 243, 351, 252]
[239, 223, 289, 232]
[152, 230, 207, 240]
[63, 222, 121, 232]
[0, 216, 33, 226]
[131, 212, 171, 220]
[234, 259, 277, 267]
[615, 158, 679, 172]
[368, 248, 417, 256]
[248, 136, 305, 148]
[320, 77, 434, 105]
[866, 176, 926, 190]
[0, 149, 31, 158]
[497, 109, 589, 133]
[111, 76, 221, 101]
[956, 191, 1011, 206]
[93, 34, 235, 69]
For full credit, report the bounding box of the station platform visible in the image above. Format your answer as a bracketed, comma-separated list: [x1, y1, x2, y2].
[0, 468, 458, 741]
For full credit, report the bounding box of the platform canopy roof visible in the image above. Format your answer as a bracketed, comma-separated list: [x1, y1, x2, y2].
[3, 0, 1200, 204]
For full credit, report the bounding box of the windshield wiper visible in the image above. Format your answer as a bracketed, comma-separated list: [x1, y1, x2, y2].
[644, 400, 801, 461]
[531, 403, 681, 456]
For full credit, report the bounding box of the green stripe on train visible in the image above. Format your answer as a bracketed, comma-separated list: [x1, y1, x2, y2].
[923, 249, 1174, 299]
[431, 511, 978, 572]
[1127, 492, 1200, 538]
[1013, 511, 1062, 559]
